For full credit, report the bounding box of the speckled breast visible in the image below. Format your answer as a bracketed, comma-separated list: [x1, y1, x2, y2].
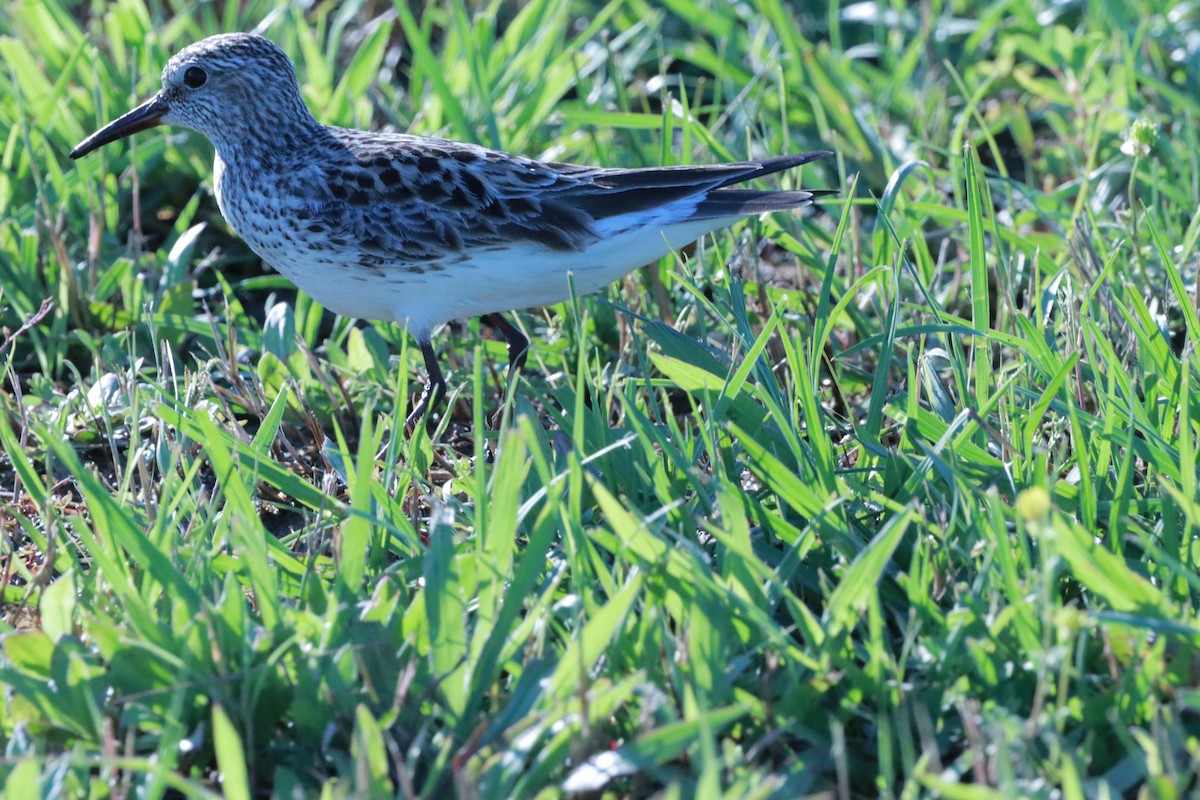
[212, 155, 412, 321]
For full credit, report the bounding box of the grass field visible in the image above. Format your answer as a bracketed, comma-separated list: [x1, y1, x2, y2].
[0, 0, 1198, 797]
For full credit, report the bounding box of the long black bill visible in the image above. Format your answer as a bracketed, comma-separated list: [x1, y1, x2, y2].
[70, 95, 169, 159]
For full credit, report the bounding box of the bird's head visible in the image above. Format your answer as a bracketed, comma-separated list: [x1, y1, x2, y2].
[71, 32, 313, 160]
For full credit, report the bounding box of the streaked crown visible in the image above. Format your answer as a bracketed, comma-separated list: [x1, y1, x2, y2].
[158, 33, 316, 154]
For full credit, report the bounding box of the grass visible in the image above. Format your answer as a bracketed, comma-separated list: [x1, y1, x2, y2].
[0, 0, 1198, 796]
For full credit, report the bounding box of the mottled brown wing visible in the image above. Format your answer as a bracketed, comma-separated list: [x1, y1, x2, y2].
[304, 130, 601, 263]
[306, 129, 830, 265]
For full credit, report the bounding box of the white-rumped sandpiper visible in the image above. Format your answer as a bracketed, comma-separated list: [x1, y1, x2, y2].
[72, 33, 833, 427]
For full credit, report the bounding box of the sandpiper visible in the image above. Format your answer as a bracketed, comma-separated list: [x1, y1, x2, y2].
[72, 33, 833, 428]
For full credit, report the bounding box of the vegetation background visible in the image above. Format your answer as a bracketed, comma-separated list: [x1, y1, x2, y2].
[0, 0, 1197, 797]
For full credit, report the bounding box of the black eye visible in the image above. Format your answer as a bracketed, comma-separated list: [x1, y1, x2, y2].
[183, 66, 207, 88]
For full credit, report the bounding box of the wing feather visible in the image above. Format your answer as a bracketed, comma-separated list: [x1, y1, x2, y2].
[302, 128, 831, 264]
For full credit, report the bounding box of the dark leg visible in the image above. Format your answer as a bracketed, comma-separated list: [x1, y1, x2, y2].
[481, 313, 528, 429]
[481, 313, 529, 373]
[405, 340, 447, 430]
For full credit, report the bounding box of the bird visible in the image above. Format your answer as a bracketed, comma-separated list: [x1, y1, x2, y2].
[71, 33, 833, 429]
